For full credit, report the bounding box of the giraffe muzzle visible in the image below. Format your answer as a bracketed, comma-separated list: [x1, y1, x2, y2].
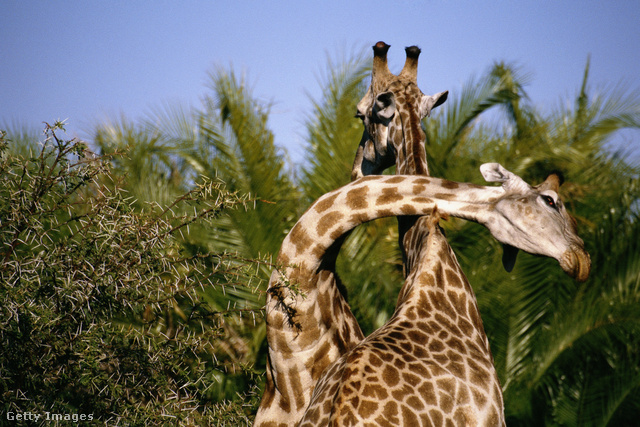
[561, 246, 591, 282]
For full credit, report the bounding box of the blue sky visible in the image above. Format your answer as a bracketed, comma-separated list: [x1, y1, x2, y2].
[2, 1, 639, 164]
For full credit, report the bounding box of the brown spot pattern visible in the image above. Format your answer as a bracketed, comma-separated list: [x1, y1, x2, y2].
[316, 211, 343, 237]
[386, 175, 406, 184]
[346, 185, 369, 210]
[400, 204, 418, 215]
[412, 184, 427, 194]
[441, 179, 460, 189]
[314, 192, 339, 213]
[288, 223, 313, 257]
[376, 187, 403, 205]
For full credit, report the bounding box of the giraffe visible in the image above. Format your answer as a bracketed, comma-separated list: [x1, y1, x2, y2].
[299, 210, 505, 426]
[346, 42, 505, 425]
[297, 43, 589, 426]
[347, 42, 508, 424]
[254, 166, 590, 426]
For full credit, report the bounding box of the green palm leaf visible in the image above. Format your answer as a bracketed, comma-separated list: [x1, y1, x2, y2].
[301, 47, 370, 200]
[425, 62, 529, 177]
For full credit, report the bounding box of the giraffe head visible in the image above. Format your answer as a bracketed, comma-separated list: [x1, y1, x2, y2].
[351, 41, 448, 180]
[479, 163, 591, 281]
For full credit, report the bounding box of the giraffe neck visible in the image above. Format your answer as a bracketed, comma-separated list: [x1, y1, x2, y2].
[392, 83, 429, 177]
[395, 96, 430, 277]
[260, 175, 502, 426]
[383, 80, 432, 276]
[395, 217, 486, 341]
[392, 217, 504, 424]
[278, 175, 501, 283]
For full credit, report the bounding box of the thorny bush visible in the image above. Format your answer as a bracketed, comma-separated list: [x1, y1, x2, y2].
[1, 122, 265, 425]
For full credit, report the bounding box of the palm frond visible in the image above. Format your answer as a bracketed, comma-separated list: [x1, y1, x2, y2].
[425, 63, 529, 176]
[550, 59, 640, 154]
[197, 68, 299, 258]
[301, 47, 370, 200]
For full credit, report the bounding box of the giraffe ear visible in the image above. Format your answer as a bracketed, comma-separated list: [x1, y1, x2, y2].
[480, 163, 512, 183]
[536, 173, 562, 193]
[502, 244, 519, 272]
[419, 90, 448, 118]
[480, 163, 529, 192]
[373, 91, 396, 121]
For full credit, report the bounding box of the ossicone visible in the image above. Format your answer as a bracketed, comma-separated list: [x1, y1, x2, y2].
[400, 45, 421, 82]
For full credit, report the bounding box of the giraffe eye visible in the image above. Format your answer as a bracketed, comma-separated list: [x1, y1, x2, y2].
[541, 195, 557, 209]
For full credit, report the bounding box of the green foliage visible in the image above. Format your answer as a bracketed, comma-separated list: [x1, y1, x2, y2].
[0, 123, 264, 424]
[86, 68, 299, 421]
[425, 61, 640, 426]
[3, 52, 639, 425]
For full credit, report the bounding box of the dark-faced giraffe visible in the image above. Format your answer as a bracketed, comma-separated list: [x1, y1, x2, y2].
[349, 42, 506, 424]
[351, 41, 503, 424]
[351, 41, 448, 275]
[299, 211, 505, 426]
[255, 166, 590, 426]
[341, 42, 504, 425]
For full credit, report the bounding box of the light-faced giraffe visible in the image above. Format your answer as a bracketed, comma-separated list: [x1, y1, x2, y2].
[297, 43, 590, 426]
[255, 166, 590, 426]
[299, 211, 505, 426]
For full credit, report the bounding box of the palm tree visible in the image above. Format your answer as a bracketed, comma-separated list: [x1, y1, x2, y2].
[83, 52, 640, 424]
[303, 54, 640, 424]
[424, 60, 640, 425]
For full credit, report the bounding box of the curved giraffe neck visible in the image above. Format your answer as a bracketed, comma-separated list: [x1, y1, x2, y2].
[396, 217, 484, 333]
[277, 175, 502, 283]
[260, 175, 505, 426]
